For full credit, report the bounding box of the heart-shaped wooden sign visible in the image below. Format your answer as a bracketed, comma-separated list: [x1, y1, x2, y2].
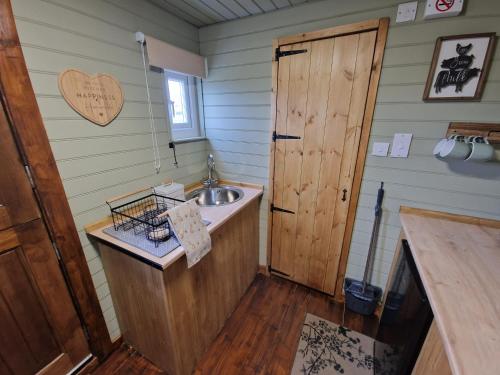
[58, 69, 124, 126]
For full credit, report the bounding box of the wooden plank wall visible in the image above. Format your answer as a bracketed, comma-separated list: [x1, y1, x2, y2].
[199, 0, 500, 290]
[11, 0, 207, 340]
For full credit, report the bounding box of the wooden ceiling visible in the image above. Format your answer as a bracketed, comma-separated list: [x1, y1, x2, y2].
[146, 0, 316, 27]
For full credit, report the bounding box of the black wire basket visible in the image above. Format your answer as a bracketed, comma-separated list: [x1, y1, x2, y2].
[106, 191, 185, 248]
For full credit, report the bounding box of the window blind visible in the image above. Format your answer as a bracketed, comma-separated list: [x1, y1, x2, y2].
[144, 35, 207, 79]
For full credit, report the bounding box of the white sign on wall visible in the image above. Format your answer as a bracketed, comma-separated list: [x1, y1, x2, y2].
[424, 0, 464, 19]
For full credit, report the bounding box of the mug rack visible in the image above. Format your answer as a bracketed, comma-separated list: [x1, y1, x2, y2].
[446, 122, 500, 144]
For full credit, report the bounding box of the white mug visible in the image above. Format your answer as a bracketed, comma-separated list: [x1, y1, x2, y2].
[439, 135, 471, 160]
[465, 136, 494, 162]
[433, 138, 448, 157]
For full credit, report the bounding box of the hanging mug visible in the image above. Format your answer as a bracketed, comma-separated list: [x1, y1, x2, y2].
[439, 134, 471, 160]
[465, 136, 494, 162]
[433, 137, 449, 157]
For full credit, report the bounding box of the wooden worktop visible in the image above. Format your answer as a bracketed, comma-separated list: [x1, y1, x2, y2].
[400, 207, 500, 375]
[85, 182, 263, 270]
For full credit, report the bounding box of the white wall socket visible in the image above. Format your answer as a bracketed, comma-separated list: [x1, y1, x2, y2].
[396, 1, 418, 23]
[390, 133, 413, 158]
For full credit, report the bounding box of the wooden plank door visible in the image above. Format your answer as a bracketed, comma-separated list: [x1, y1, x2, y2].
[0, 98, 90, 374]
[270, 30, 377, 294]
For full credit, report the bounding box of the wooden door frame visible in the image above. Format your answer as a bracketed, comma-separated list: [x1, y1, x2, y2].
[0, 0, 113, 361]
[266, 18, 390, 301]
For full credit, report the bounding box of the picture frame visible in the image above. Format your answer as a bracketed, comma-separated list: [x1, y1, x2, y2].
[423, 33, 496, 101]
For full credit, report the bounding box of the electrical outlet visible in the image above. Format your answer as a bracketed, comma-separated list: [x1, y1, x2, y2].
[390, 134, 413, 158]
[396, 1, 418, 23]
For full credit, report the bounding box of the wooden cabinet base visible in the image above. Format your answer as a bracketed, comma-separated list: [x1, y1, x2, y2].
[412, 321, 452, 375]
[99, 200, 259, 375]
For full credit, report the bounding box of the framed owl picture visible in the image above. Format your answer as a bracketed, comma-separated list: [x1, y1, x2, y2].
[423, 33, 496, 101]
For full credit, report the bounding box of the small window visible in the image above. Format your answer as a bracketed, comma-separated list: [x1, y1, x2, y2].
[163, 71, 205, 141]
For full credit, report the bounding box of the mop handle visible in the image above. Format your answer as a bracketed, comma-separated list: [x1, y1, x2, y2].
[362, 182, 385, 288]
[375, 182, 384, 217]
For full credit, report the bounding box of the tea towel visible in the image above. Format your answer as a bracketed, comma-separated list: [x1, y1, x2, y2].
[167, 199, 211, 268]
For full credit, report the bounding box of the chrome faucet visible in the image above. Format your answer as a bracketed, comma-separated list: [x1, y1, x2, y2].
[203, 154, 218, 188]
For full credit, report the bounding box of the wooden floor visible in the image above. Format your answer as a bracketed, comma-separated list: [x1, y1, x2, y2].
[92, 274, 378, 375]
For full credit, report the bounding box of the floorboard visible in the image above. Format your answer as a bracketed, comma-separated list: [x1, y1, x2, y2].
[92, 274, 378, 375]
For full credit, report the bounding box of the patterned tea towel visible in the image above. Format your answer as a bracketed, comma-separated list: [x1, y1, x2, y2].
[167, 199, 211, 268]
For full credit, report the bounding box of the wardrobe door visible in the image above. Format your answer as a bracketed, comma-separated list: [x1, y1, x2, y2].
[270, 30, 377, 294]
[0, 96, 39, 227]
[0, 97, 90, 374]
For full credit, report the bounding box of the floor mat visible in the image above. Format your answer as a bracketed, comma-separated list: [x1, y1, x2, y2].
[291, 313, 398, 375]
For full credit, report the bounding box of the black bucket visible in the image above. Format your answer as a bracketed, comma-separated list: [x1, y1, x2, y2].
[344, 277, 382, 316]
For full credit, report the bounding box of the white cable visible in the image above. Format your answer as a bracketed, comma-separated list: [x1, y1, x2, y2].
[140, 42, 161, 174]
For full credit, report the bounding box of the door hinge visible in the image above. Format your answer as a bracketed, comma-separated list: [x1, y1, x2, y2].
[81, 324, 91, 341]
[272, 131, 301, 142]
[270, 203, 295, 215]
[275, 48, 308, 61]
[269, 267, 291, 277]
[52, 241, 62, 260]
[24, 165, 35, 188]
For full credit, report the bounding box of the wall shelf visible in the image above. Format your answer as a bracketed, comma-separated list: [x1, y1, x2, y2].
[446, 122, 500, 144]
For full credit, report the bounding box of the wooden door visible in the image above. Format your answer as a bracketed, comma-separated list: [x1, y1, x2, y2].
[270, 30, 377, 294]
[0, 97, 90, 374]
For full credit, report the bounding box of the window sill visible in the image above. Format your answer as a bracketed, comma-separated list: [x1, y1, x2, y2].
[169, 137, 207, 146]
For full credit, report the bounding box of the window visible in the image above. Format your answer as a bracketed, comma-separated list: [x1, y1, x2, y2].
[163, 70, 205, 141]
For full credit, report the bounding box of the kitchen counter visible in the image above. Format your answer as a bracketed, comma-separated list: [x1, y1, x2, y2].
[85, 181, 263, 375]
[399, 207, 500, 375]
[85, 182, 263, 269]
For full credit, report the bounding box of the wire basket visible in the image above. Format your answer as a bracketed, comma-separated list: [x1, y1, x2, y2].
[106, 189, 185, 248]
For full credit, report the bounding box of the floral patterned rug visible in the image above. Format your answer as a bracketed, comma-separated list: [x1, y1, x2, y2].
[291, 314, 398, 375]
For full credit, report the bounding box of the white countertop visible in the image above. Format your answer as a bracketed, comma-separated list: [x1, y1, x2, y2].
[86, 183, 263, 270]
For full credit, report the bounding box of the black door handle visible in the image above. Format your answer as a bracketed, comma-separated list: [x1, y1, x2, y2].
[341, 188, 347, 202]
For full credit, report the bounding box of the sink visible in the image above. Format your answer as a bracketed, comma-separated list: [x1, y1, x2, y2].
[187, 186, 244, 207]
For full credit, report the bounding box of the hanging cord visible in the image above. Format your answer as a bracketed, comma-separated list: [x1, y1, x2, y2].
[169, 142, 179, 168]
[140, 42, 161, 174]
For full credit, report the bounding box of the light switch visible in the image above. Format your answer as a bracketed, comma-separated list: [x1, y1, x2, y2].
[396, 1, 418, 23]
[372, 142, 390, 157]
[391, 133, 413, 158]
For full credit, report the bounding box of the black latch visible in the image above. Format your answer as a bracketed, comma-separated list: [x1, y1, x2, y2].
[275, 48, 308, 61]
[271, 203, 295, 214]
[272, 131, 301, 142]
